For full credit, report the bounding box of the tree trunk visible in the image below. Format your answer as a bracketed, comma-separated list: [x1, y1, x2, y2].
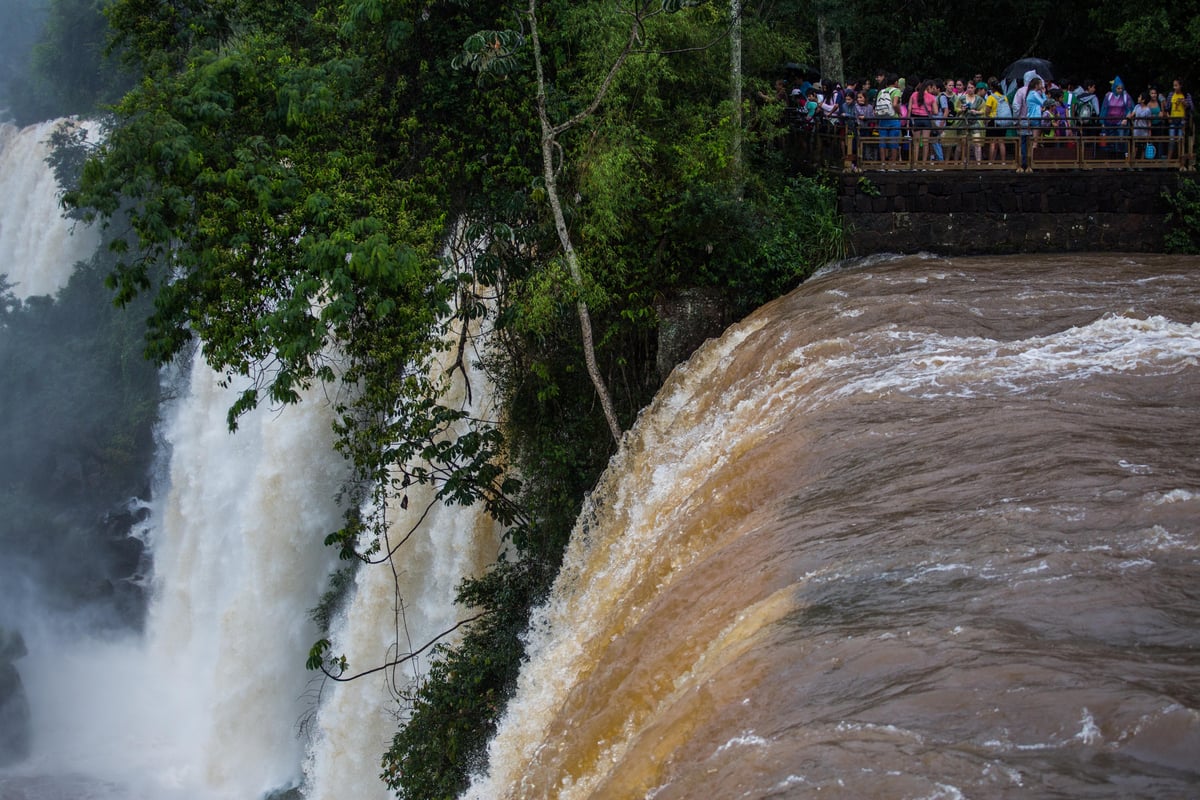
[816, 14, 844, 86]
[528, 0, 624, 446]
[730, 0, 743, 198]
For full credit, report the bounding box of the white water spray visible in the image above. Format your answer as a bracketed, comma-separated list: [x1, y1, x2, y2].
[304, 285, 503, 800]
[0, 120, 98, 299]
[1, 120, 503, 799]
[9, 355, 349, 799]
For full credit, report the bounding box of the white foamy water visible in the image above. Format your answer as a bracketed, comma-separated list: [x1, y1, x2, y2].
[7, 345, 500, 800]
[6, 356, 349, 799]
[304, 326, 502, 800]
[0, 120, 99, 299]
[466, 254, 1200, 800]
[0, 134, 504, 799]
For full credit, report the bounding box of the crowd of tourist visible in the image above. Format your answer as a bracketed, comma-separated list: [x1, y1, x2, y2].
[770, 67, 1194, 170]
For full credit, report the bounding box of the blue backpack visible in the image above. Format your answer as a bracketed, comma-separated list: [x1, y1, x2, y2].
[994, 94, 1014, 127]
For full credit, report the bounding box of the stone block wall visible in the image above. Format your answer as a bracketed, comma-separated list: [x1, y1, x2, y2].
[838, 171, 1184, 255]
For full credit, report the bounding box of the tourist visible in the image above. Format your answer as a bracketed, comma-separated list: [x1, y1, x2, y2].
[1073, 79, 1101, 123]
[908, 79, 938, 162]
[1146, 86, 1165, 143]
[986, 79, 1014, 164]
[941, 80, 964, 161]
[1045, 87, 1069, 138]
[1128, 92, 1153, 157]
[868, 69, 887, 104]
[849, 90, 876, 164]
[928, 79, 946, 161]
[959, 81, 987, 163]
[875, 73, 903, 162]
[1167, 79, 1193, 160]
[1100, 77, 1132, 155]
[803, 88, 820, 123]
[1011, 70, 1038, 171]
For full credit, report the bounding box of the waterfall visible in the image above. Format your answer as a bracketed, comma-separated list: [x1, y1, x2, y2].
[0, 120, 98, 299]
[466, 254, 1200, 799]
[304, 279, 504, 800]
[0, 118, 502, 799]
[4, 355, 349, 799]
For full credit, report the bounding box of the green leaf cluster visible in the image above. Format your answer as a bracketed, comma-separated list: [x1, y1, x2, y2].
[1163, 178, 1200, 254]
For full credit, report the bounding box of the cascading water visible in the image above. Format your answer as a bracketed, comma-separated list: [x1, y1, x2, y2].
[0, 120, 98, 298]
[0, 119, 502, 799]
[2, 351, 351, 799]
[467, 253, 1200, 799]
[9, 115, 1200, 800]
[304, 308, 504, 800]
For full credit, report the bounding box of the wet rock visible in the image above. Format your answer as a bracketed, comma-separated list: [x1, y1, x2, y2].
[655, 287, 729, 383]
[0, 629, 31, 766]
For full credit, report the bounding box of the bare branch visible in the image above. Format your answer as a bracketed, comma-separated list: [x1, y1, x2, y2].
[318, 614, 484, 683]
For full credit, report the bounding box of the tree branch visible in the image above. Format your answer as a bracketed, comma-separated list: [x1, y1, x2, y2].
[318, 613, 484, 683]
[528, 0, 624, 444]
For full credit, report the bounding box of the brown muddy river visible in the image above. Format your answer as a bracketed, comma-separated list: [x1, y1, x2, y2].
[466, 254, 1200, 799]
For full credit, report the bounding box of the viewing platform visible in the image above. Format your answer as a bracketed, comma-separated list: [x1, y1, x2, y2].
[789, 119, 1195, 174]
[785, 120, 1197, 256]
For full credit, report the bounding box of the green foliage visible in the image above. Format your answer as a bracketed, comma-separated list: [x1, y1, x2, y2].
[452, 29, 525, 80]
[2, 0, 137, 125]
[793, 0, 1194, 94]
[380, 5, 844, 795]
[1088, 0, 1200, 89]
[734, 176, 844, 309]
[383, 558, 553, 800]
[0, 258, 159, 514]
[1163, 178, 1200, 254]
[309, 565, 358, 633]
[857, 175, 881, 197]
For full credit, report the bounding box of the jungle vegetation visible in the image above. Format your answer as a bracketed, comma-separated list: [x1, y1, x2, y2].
[7, 0, 1197, 797]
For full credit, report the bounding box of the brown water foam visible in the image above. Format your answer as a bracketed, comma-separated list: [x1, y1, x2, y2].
[467, 254, 1200, 799]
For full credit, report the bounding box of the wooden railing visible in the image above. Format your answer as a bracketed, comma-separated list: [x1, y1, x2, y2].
[786, 114, 1196, 173]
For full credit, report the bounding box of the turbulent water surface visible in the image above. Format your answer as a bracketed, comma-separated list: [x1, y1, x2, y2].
[469, 253, 1200, 800]
[0, 120, 499, 800]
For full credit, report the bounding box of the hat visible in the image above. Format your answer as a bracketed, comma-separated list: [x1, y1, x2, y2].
[1112, 76, 1124, 89]
[975, 81, 988, 90]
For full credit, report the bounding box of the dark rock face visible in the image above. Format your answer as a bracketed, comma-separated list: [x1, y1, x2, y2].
[0, 629, 31, 766]
[838, 172, 1180, 255]
[655, 287, 729, 383]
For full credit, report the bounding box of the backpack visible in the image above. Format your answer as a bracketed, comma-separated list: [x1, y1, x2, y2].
[1073, 95, 1096, 121]
[994, 94, 1014, 126]
[875, 88, 897, 118]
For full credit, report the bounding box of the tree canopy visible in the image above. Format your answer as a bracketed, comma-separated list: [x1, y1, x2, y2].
[794, 0, 1198, 92]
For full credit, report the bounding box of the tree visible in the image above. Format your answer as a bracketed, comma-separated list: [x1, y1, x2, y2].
[1088, 0, 1200, 89]
[455, 0, 680, 446]
[67, 0, 535, 626]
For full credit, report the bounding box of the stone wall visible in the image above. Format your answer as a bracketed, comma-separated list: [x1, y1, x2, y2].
[839, 171, 1185, 255]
